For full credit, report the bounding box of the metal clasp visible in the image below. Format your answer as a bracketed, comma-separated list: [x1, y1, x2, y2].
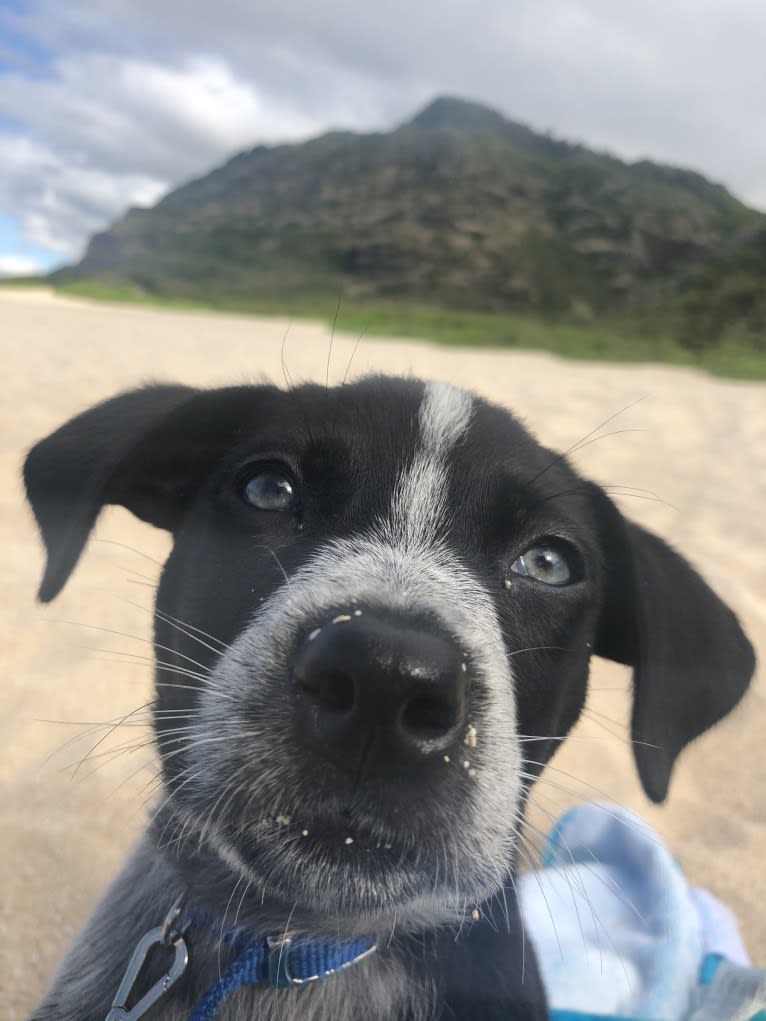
[105, 895, 189, 1021]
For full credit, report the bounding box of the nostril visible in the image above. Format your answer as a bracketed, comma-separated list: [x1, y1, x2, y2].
[293, 616, 469, 760]
[401, 692, 458, 736]
[301, 668, 355, 713]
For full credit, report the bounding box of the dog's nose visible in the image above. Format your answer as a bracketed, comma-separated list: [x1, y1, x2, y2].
[293, 613, 467, 763]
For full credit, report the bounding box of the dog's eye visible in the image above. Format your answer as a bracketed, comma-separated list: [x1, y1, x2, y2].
[242, 469, 298, 512]
[510, 542, 578, 586]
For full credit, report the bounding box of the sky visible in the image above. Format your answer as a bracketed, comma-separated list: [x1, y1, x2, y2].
[1, 0, 765, 277]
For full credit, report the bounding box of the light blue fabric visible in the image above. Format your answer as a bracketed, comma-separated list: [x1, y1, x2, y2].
[692, 888, 750, 966]
[548, 1013, 642, 1021]
[518, 803, 702, 1020]
[549, 1012, 637, 1020]
[518, 802, 765, 1021]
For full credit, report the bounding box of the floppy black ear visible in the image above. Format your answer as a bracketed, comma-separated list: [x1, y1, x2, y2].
[23, 384, 247, 603]
[590, 484, 755, 803]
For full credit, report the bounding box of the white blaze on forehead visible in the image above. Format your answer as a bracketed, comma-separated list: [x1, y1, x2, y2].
[418, 380, 474, 452]
[390, 381, 473, 545]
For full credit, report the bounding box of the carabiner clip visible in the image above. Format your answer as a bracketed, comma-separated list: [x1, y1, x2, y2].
[104, 895, 189, 1021]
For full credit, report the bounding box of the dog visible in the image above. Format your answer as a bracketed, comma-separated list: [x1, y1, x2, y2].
[23, 376, 754, 1021]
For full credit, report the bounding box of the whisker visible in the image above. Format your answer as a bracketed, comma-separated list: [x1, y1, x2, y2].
[280, 322, 295, 392]
[519, 817, 605, 974]
[107, 757, 159, 800]
[93, 538, 164, 567]
[526, 395, 648, 487]
[121, 567, 157, 584]
[112, 589, 229, 654]
[218, 873, 246, 978]
[68, 701, 158, 777]
[581, 707, 633, 744]
[525, 793, 648, 929]
[84, 651, 211, 686]
[517, 734, 636, 745]
[523, 758, 664, 842]
[152, 606, 228, 651]
[268, 548, 291, 588]
[232, 876, 254, 932]
[511, 823, 563, 957]
[68, 736, 158, 777]
[533, 484, 667, 511]
[47, 619, 211, 674]
[325, 295, 342, 389]
[520, 813, 611, 960]
[503, 870, 526, 981]
[520, 806, 636, 989]
[509, 644, 573, 659]
[39, 705, 157, 761]
[342, 330, 366, 386]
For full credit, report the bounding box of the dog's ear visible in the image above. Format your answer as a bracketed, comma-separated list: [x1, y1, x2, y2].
[24, 384, 250, 603]
[589, 483, 755, 803]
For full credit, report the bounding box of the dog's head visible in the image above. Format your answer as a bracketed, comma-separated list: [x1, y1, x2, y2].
[24, 378, 754, 926]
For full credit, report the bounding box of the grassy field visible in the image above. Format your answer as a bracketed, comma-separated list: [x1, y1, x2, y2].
[4, 277, 765, 380]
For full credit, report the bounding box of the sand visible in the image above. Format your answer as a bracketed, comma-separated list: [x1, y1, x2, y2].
[1, 287, 764, 1017]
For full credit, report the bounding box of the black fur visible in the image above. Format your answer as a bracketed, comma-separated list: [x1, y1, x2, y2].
[23, 377, 754, 1020]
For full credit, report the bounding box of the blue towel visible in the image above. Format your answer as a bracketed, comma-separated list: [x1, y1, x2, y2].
[517, 802, 766, 1021]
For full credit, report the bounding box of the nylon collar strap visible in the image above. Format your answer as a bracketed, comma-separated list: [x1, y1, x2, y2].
[104, 895, 377, 1021]
[188, 933, 377, 1021]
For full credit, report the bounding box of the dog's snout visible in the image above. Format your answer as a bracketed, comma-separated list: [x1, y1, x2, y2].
[293, 613, 467, 762]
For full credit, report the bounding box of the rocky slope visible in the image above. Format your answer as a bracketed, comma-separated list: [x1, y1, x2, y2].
[56, 96, 765, 343]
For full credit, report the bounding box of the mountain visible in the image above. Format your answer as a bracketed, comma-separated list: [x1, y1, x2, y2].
[55, 96, 766, 346]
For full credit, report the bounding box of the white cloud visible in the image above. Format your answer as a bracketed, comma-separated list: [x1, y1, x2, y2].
[0, 254, 45, 277]
[0, 133, 167, 255]
[0, 51, 324, 259]
[1, 0, 765, 264]
[1, 53, 322, 176]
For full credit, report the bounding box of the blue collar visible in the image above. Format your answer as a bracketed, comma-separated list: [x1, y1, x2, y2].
[188, 931, 377, 1020]
[104, 894, 377, 1021]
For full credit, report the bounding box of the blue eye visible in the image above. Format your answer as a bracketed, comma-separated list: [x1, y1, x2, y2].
[510, 543, 576, 586]
[242, 469, 297, 512]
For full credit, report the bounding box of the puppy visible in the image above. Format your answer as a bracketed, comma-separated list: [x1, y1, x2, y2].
[23, 377, 754, 1021]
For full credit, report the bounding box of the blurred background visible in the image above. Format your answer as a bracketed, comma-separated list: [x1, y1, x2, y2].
[1, 3, 764, 1018]
[1, 0, 765, 374]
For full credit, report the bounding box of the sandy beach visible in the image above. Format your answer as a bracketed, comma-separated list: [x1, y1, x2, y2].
[1, 287, 764, 1018]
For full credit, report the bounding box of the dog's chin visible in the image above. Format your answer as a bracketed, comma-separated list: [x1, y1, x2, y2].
[165, 782, 520, 929]
[213, 814, 515, 930]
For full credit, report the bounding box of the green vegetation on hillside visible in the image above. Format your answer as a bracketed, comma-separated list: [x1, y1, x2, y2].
[53, 279, 766, 380]
[46, 95, 766, 377]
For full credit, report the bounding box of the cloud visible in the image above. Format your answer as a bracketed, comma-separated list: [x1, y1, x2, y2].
[1, 0, 765, 264]
[0, 132, 166, 255]
[0, 48, 325, 257]
[0, 254, 45, 277]
[1, 53, 322, 178]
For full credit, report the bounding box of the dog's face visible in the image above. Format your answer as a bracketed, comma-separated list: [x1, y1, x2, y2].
[24, 377, 754, 928]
